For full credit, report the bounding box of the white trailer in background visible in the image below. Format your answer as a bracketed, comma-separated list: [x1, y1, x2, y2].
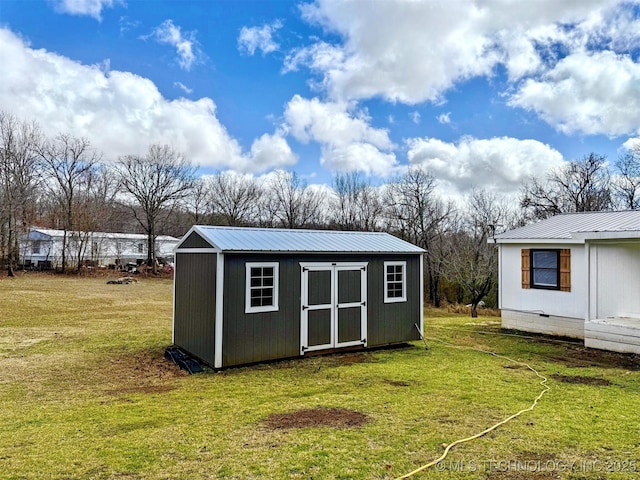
[20, 227, 179, 270]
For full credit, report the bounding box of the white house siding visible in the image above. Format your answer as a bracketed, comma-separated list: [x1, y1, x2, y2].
[584, 242, 640, 354]
[589, 242, 640, 320]
[19, 228, 178, 269]
[499, 243, 586, 338]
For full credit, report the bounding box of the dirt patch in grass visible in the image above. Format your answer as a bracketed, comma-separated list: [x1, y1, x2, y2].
[326, 352, 374, 366]
[383, 379, 411, 387]
[262, 407, 369, 430]
[547, 344, 640, 370]
[114, 384, 177, 395]
[503, 364, 528, 369]
[551, 373, 613, 386]
[102, 348, 188, 395]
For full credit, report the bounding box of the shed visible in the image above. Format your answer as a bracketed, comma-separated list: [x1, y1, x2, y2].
[492, 210, 640, 354]
[172, 226, 425, 368]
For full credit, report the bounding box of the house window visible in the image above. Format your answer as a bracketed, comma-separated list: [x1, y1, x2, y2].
[137, 243, 144, 254]
[245, 262, 279, 313]
[384, 261, 407, 303]
[32, 241, 41, 255]
[531, 250, 560, 289]
[522, 248, 571, 292]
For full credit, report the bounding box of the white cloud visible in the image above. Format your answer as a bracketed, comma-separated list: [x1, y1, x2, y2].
[283, 95, 397, 175]
[174, 81, 193, 95]
[320, 143, 397, 176]
[509, 50, 640, 136]
[409, 111, 421, 124]
[290, 0, 626, 108]
[284, 95, 392, 148]
[0, 28, 293, 174]
[119, 16, 140, 35]
[437, 112, 451, 125]
[52, 0, 120, 20]
[238, 21, 282, 56]
[147, 20, 201, 71]
[246, 131, 298, 172]
[622, 137, 640, 151]
[406, 136, 565, 199]
[283, 41, 345, 74]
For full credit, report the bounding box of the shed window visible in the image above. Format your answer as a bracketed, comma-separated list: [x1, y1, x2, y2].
[384, 261, 407, 303]
[245, 262, 279, 313]
[523, 249, 570, 291]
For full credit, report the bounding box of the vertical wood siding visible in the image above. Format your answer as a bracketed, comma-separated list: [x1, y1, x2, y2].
[308, 309, 332, 346]
[179, 231, 213, 249]
[366, 255, 422, 346]
[222, 255, 301, 366]
[173, 252, 217, 366]
[219, 253, 422, 367]
[337, 307, 361, 343]
[308, 270, 331, 305]
[338, 269, 361, 303]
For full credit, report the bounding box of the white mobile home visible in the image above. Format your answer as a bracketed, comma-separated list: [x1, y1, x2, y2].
[20, 228, 179, 269]
[493, 210, 640, 354]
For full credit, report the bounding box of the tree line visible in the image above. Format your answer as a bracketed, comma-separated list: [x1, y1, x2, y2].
[2, 111, 639, 313]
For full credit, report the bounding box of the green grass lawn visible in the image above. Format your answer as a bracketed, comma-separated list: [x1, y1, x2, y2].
[1, 274, 639, 479]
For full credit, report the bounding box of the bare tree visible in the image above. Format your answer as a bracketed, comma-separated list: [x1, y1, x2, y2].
[204, 172, 262, 226]
[72, 165, 119, 269]
[613, 146, 640, 210]
[384, 166, 454, 306]
[36, 134, 101, 273]
[521, 153, 612, 220]
[114, 144, 196, 273]
[444, 189, 512, 317]
[0, 112, 42, 276]
[331, 172, 383, 231]
[184, 178, 210, 225]
[264, 170, 324, 228]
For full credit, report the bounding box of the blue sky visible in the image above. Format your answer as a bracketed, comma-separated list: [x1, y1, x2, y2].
[2, 0, 640, 201]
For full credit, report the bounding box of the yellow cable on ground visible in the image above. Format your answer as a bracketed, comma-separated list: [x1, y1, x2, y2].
[396, 337, 550, 479]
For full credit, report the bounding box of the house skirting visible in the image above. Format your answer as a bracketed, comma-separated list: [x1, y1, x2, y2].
[585, 318, 640, 355]
[501, 309, 584, 339]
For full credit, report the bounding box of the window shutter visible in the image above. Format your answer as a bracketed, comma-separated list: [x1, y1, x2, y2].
[521, 249, 530, 289]
[559, 249, 571, 292]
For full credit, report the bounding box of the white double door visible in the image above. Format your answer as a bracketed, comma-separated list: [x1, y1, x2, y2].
[300, 262, 367, 354]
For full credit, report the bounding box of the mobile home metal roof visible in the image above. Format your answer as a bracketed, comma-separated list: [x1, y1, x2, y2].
[493, 210, 640, 243]
[28, 227, 179, 242]
[177, 226, 425, 254]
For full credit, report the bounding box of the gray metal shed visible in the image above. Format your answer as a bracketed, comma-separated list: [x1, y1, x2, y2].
[172, 226, 425, 368]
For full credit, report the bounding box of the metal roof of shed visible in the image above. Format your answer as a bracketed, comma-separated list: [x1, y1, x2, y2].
[493, 210, 640, 242]
[178, 226, 425, 253]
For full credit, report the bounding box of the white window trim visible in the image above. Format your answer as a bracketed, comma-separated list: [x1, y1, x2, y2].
[245, 262, 279, 314]
[384, 261, 407, 303]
